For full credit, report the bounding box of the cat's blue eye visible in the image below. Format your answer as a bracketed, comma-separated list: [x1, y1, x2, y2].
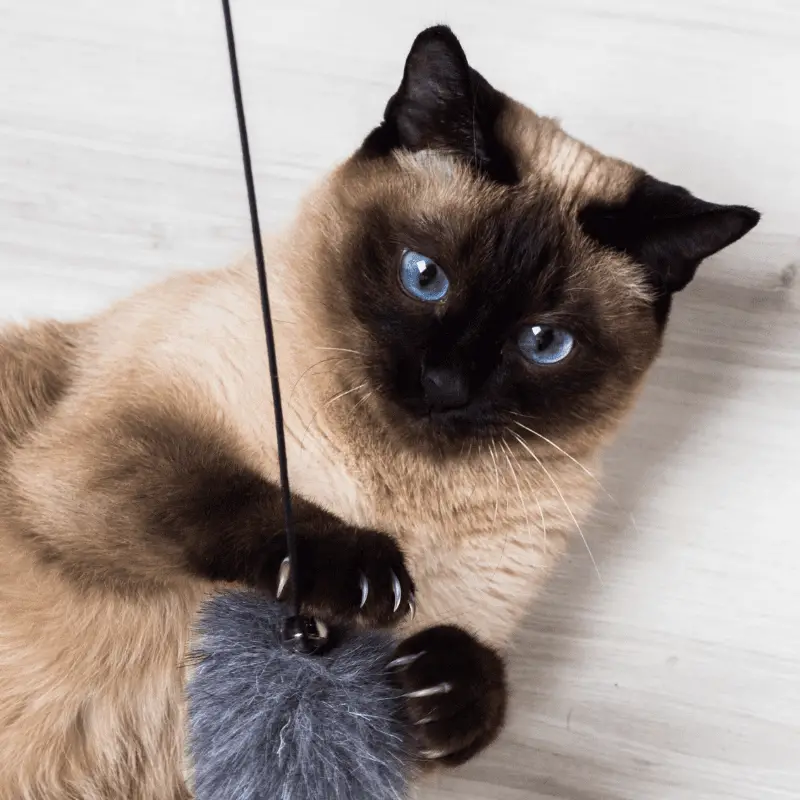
[518, 325, 574, 365]
[399, 250, 450, 303]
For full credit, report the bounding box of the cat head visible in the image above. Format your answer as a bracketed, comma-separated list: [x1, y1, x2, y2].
[303, 25, 759, 454]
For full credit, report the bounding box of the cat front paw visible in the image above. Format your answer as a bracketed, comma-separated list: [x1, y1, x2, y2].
[390, 625, 507, 765]
[263, 528, 415, 628]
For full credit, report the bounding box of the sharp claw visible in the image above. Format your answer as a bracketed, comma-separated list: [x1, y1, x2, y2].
[386, 651, 425, 670]
[402, 681, 452, 699]
[359, 573, 369, 609]
[407, 592, 416, 621]
[418, 748, 450, 760]
[391, 570, 402, 612]
[276, 556, 290, 599]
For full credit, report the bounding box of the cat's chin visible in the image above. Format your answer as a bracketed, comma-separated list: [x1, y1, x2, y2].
[374, 395, 508, 454]
[426, 409, 500, 439]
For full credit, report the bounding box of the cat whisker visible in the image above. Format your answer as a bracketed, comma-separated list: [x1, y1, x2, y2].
[413, 436, 534, 628]
[350, 390, 373, 415]
[504, 436, 549, 553]
[520, 467, 548, 552]
[500, 440, 532, 544]
[501, 440, 533, 535]
[508, 429, 603, 584]
[487, 439, 501, 532]
[509, 416, 599, 479]
[321, 383, 367, 412]
[310, 346, 366, 357]
[499, 440, 550, 564]
[288, 356, 356, 404]
[509, 416, 639, 534]
[449, 435, 513, 618]
[300, 382, 368, 447]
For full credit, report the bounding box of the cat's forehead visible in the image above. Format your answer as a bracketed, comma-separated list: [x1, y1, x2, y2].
[387, 99, 638, 209]
[366, 146, 651, 308]
[497, 99, 637, 206]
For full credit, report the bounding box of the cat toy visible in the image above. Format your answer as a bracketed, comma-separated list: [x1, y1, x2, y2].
[185, 2, 413, 798]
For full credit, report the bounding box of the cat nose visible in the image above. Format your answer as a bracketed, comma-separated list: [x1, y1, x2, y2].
[421, 365, 470, 411]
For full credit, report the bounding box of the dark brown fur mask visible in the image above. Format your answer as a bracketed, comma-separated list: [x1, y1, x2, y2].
[309, 25, 759, 454]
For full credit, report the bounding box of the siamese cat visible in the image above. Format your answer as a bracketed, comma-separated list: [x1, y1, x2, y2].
[0, 25, 758, 800]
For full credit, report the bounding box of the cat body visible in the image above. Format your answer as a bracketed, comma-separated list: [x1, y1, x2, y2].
[0, 26, 758, 799]
[0, 260, 582, 800]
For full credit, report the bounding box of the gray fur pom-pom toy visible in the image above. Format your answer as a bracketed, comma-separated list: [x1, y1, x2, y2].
[186, 592, 412, 800]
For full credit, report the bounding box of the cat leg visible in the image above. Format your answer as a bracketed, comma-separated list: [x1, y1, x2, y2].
[9, 399, 415, 628]
[386, 525, 562, 764]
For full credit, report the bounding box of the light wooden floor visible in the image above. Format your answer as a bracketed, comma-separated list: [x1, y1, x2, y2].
[1, 1, 798, 798]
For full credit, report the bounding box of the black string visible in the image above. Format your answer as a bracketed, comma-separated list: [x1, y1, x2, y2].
[221, 0, 300, 619]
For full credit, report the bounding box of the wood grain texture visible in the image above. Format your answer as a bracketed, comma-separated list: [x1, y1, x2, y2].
[1, 1, 798, 797]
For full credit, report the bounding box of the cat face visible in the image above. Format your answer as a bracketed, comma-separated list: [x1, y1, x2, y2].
[309, 26, 759, 452]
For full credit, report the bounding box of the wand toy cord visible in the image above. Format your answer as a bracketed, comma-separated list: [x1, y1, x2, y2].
[221, 0, 326, 654]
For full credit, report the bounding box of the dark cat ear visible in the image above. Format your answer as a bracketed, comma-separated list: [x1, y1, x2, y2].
[579, 174, 760, 293]
[360, 26, 517, 183]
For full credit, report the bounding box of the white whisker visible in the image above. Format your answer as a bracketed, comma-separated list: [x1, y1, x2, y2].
[311, 346, 366, 356]
[509, 429, 603, 584]
[487, 439, 501, 531]
[474, 436, 515, 598]
[503, 436, 548, 551]
[300, 383, 367, 447]
[320, 384, 367, 416]
[350, 390, 373, 414]
[521, 469, 548, 551]
[511, 416, 631, 508]
[288, 356, 354, 403]
[510, 417, 598, 480]
[501, 440, 532, 544]
[506, 440, 547, 552]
